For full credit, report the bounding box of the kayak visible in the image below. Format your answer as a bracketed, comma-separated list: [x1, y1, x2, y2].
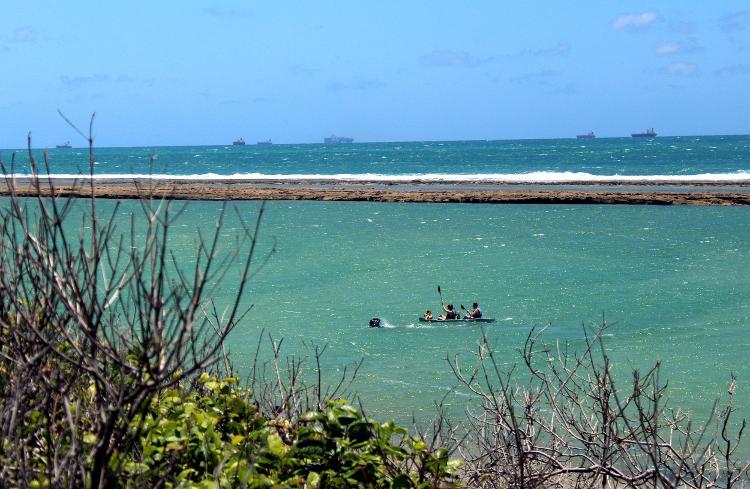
[418, 317, 496, 324]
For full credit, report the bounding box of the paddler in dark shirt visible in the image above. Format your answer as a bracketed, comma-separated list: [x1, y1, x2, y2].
[439, 303, 458, 320]
[465, 302, 482, 319]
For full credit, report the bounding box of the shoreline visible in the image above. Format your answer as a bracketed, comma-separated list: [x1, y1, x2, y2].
[5, 176, 750, 187]
[2, 179, 750, 205]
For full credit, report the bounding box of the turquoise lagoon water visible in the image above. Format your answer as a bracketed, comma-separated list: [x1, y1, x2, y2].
[150, 200, 750, 428]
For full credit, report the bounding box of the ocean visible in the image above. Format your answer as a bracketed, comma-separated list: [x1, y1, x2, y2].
[230, 202, 750, 428]
[4, 135, 750, 182]
[2, 136, 749, 436]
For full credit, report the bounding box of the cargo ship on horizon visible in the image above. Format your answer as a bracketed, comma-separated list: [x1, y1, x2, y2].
[576, 132, 596, 139]
[324, 134, 354, 144]
[631, 128, 657, 138]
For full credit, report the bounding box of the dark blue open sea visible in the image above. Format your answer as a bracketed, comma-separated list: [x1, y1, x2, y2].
[4, 135, 750, 182]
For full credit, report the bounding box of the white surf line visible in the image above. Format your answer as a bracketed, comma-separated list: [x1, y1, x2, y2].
[7, 171, 750, 183]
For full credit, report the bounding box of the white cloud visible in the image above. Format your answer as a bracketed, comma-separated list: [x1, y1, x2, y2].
[662, 62, 698, 76]
[612, 12, 658, 32]
[13, 26, 37, 43]
[655, 39, 700, 56]
[655, 42, 680, 55]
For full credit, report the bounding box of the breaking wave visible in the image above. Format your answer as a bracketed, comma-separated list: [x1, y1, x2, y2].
[9, 171, 750, 183]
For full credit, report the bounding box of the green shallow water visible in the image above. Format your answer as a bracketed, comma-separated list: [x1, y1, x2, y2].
[12, 198, 750, 431]
[211, 201, 750, 426]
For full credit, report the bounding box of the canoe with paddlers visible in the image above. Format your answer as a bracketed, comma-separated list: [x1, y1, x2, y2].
[418, 317, 496, 324]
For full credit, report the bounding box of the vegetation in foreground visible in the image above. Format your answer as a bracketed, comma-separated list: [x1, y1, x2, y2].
[0, 128, 748, 488]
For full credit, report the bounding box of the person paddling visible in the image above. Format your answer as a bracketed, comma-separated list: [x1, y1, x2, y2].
[464, 302, 482, 319]
[439, 303, 458, 320]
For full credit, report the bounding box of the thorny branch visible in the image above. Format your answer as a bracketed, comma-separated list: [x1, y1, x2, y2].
[449, 323, 749, 489]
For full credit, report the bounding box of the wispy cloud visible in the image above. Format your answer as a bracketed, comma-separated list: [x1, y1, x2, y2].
[655, 38, 700, 56]
[12, 26, 37, 43]
[669, 20, 697, 34]
[660, 62, 699, 76]
[326, 77, 385, 92]
[61, 74, 109, 88]
[203, 5, 252, 19]
[509, 70, 576, 95]
[288, 64, 316, 77]
[655, 42, 681, 55]
[522, 42, 571, 57]
[511, 70, 560, 85]
[719, 11, 750, 32]
[419, 50, 494, 68]
[612, 12, 658, 32]
[60, 74, 138, 88]
[0, 101, 23, 111]
[714, 64, 750, 77]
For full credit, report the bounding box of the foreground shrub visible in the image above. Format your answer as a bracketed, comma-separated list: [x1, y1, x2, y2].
[0, 126, 270, 487]
[115, 374, 460, 488]
[0, 126, 460, 488]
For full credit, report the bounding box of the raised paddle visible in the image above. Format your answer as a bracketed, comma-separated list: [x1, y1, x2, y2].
[437, 285, 444, 304]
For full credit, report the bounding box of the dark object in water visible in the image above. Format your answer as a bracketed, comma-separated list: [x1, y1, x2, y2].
[369, 317, 382, 328]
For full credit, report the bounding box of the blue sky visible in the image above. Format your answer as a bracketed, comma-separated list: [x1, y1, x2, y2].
[2, 1, 750, 146]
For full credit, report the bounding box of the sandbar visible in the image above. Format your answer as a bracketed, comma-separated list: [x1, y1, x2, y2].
[2, 178, 750, 205]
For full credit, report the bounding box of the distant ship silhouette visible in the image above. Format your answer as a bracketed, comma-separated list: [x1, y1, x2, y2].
[324, 134, 353, 144]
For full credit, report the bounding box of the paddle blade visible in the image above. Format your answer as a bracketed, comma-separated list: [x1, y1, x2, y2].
[437, 285, 441, 295]
[460, 304, 467, 310]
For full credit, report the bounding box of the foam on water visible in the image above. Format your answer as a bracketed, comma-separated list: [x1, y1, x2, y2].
[374, 318, 435, 329]
[13, 170, 750, 183]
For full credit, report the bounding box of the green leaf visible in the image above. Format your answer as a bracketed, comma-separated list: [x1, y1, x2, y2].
[267, 433, 287, 457]
[348, 422, 374, 444]
[391, 474, 413, 489]
[446, 458, 463, 474]
[306, 471, 321, 488]
[196, 479, 219, 489]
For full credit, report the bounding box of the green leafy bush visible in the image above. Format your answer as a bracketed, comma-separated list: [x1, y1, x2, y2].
[115, 374, 461, 488]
